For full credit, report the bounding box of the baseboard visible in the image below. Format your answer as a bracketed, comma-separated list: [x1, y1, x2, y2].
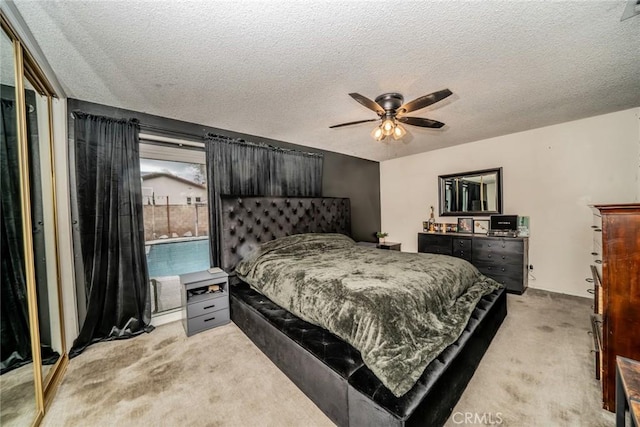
[151, 309, 182, 327]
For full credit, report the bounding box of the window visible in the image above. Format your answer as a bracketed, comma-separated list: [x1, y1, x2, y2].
[139, 144, 209, 315]
[195, 196, 201, 203]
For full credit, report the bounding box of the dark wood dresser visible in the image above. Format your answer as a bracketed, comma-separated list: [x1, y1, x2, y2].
[418, 233, 529, 294]
[588, 203, 640, 411]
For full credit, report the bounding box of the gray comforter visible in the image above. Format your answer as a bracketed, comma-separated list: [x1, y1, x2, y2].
[235, 233, 501, 397]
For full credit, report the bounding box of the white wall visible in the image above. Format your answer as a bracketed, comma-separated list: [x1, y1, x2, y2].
[52, 98, 79, 351]
[381, 108, 640, 297]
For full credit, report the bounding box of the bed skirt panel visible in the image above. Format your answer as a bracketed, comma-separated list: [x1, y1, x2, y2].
[230, 295, 350, 426]
[230, 285, 507, 427]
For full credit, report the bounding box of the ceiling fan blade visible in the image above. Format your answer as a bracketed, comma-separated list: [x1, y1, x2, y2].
[349, 93, 385, 115]
[397, 116, 445, 128]
[397, 89, 453, 115]
[329, 118, 378, 129]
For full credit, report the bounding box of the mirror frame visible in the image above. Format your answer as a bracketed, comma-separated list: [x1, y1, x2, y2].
[438, 167, 503, 217]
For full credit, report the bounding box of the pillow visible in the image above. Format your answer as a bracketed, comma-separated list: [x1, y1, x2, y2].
[235, 233, 354, 276]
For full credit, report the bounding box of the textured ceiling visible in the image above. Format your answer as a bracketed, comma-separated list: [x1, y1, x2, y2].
[13, 0, 640, 161]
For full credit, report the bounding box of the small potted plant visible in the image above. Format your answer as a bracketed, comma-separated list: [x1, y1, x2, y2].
[376, 231, 388, 244]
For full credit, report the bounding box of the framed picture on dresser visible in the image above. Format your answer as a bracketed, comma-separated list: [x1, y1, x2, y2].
[457, 217, 474, 233]
[473, 219, 490, 235]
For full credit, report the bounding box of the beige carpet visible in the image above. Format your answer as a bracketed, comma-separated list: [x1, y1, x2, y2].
[1, 363, 37, 427]
[42, 289, 615, 426]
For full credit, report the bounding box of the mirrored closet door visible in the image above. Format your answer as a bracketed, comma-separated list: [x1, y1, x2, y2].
[24, 77, 64, 389]
[1, 13, 67, 426]
[0, 25, 38, 427]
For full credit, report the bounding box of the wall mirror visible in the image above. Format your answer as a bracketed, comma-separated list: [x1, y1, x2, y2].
[438, 167, 503, 216]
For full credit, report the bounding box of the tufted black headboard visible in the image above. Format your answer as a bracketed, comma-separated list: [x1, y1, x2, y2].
[219, 196, 351, 273]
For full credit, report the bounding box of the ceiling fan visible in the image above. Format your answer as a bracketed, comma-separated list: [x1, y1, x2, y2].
[329, 89, 453, 141]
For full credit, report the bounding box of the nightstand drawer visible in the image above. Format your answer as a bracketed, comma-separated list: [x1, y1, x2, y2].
[188, 294, 229, 319]
[188, 308, 230, 334]
[378, 242, 401, 251]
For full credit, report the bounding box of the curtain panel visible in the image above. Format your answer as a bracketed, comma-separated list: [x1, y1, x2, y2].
[0, 97, 32, 373]
[204, 134, 323, 267]
[70, 112, 152, 357]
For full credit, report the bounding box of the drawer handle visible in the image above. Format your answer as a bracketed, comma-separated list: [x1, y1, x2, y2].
[591, 225, 598, 229]
[487, 266, 492, 270]
[501, 267, 505, 272]
[204, 304, 216, 310]
[501, 255, 506, 259]
[459, 241, 464, 246]
[593, 228, 602, 232]
[586, 288, 595, 294]
[594, 260, 602, 264]
[488, 254, 492, 258]
[204, 316, 217, 322]
[591, 252, 598, 256]
[585, 278, 594, 283]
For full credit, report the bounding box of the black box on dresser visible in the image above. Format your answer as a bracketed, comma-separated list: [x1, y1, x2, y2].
[418, 232, 529, 294]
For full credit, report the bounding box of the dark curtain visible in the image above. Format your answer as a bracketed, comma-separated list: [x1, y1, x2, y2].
[70, 112, 153, 357]
[467, 182, 481, 211]
[205, 134, 323, 267]
[0, 96, 32, 373]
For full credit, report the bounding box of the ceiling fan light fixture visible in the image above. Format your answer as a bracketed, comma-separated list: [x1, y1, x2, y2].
[392, 123, 406, 140]
[371, 125, 385, 141]
[331, 89, 453, 143]
[381, 118, 395, 136]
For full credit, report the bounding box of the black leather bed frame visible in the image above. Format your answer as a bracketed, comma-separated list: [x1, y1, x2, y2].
[219, 196, 507, 427]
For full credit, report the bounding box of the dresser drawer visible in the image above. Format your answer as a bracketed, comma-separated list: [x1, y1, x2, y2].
[475, 263, 524, 292]
[452, 238, 472, 261]
[453, 249, 472, 261]
[453, 238, 472, 250]
[187, 308, 230, 335]
[473, 238, 523, 255]
[418, 234, 452, 255]
[472, 248, 524, 264]
[187, 293, 229, 319]
[475, 261, 523, 276]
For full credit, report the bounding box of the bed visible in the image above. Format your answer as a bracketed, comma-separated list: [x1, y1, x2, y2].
[220, 196, 507, 426]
